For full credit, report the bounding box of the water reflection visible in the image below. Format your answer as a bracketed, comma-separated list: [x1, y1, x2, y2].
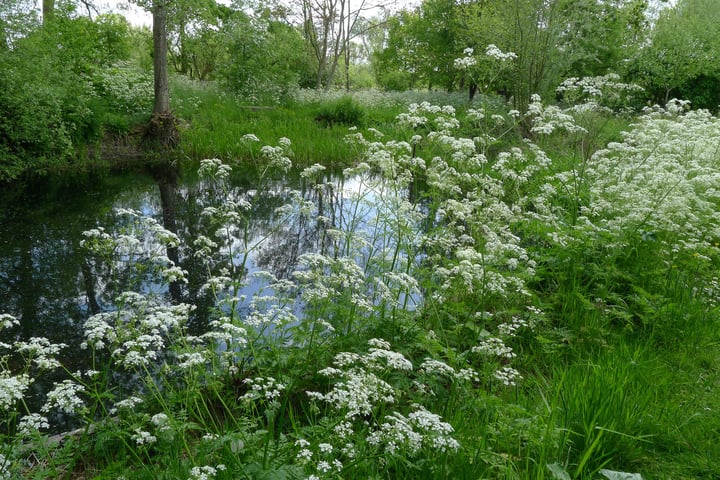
[0, 162, 419, 428]
[1, 174, 156, 364]
[0, 164, 386, 353]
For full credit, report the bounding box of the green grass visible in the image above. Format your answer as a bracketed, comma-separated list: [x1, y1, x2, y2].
[171, 78, 405, 167]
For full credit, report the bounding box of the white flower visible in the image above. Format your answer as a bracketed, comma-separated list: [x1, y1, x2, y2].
[198, 158, 232, 179]
[0, 314, 18, 330]
[151, 413, 169, 427]
[494, 366, 522, 386]
[41, 380, 85, 415]
[300, 163, 326, 178]
[109, 396, 144, 414]
[485, 44, 517, 61]
[177, 352, 206, 369]
[132, 429, 157, 446]
[472, 337, 515, 359]
[240, 376, 286, 402]
[14, 337, 66, 369]
[189, 465, 224, 480]
[18, 413, 50, 435]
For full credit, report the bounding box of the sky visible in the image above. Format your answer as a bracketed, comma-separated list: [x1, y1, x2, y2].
[63, 0, 417, 27]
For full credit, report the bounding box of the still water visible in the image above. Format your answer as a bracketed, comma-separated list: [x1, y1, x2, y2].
[1, 163, 412, 424]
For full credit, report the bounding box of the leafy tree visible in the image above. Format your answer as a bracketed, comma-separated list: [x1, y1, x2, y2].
[371, 10, 423, 90]
[299, 0, 390, 90]
[0, 0, 39, 49]
[0, 6, 134, 180]
[167, 0, 229, 79]
[372, 1, 461, 91]
[555, 0, 648, 78]
[219, 8, 315, 103]
[631, 0, 720, 110]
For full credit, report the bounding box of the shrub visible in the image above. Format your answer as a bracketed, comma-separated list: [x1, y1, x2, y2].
[314, 96, 366, 127]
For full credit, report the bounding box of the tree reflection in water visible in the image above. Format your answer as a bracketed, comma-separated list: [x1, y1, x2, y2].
[0, 163, 397, 426]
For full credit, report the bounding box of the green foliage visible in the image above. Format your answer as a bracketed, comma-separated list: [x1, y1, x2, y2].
[219, 10, 315, 104]
[631, 0, 720, 109]
[314, 96, 366, 127]
[552, 349, 656, 478]
[0, 10, 136, 180]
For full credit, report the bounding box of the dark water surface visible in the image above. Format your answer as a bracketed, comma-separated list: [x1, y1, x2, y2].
[0, 164, 364, 422]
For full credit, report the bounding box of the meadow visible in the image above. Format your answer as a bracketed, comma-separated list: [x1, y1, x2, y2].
[1, 77, 719, 480]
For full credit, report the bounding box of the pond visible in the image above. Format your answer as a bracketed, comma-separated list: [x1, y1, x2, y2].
[0, 161, 423, 429]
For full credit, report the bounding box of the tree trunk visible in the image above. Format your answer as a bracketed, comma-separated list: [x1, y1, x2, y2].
[80, 259, 101, 315]
[42, 0, 55, 24]
[153, 0, 170, 115]
[144, 0, 178, 148]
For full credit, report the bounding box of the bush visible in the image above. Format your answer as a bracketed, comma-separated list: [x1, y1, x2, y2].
[314, 96, 366, 127]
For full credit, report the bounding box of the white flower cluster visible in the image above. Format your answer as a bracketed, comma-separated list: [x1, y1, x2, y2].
[0, 313, 18, 330]
[485, 44, 517, 61]
[79, 226, 114, 254]
[493, 366, 523, 386]
[201, 316, 248, 359]
[527, 94, 588, 135]
[18, 413, 50, 435]
[198, 158, 232, 180]
[81, 295, 192, 370]
[294, 254, 372, 312]
[188, 465, 226, 480]
[131, 428, 157, 446]
[397, 102, 458, 133]
[13, 337, 66, 370]
[260, 139, 293, 172]
[294, 439, 344, 477]
[454, 53, 477, 70]
[573, 103, 720, 253]
[557, 73, 644, 110]
[94, 63, 153, 114]
[307, 339, 411, 418]
[110, 396, 144, 414]
[81, 210, 184, 292]
[472, 336, 516, 359]
[454, 44, 516, 71]
[418, 358, 479, 382]
[0, 372, 31, 410]
[240, 376, 286, 402]
[367, 406, 459, 455]
[41, 379, 86, 415]
[176, 352, 207, 369]
[0, 453, 10, 480]
[300, 163, 326, 179]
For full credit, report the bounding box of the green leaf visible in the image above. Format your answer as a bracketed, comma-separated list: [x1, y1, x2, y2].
[546, 462, 572, 480]
[599, 470, 644, 480]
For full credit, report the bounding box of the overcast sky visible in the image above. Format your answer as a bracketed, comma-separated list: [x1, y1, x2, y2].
[78, 0, 417, 27]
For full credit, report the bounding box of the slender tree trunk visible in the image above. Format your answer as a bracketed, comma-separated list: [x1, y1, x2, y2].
[144, 0, 178, 147]
[344, 0, 351, 91]
[153, 0, 170, 115]
[42, 0, 55, 24]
